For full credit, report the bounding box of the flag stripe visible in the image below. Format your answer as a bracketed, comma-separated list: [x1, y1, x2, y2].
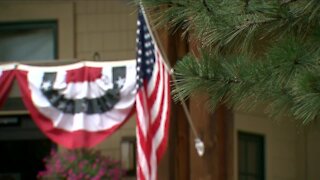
[148, 60, 161, 104]
[156, 72, 171, 160]
[150, 63, 165, 138]
[156, 67, 170, 160]
[66, 66, 102, 83]
[136, 88, 149, 137]
[137, 132, 149, 180]
[137, 115, 150, 164]
[150, 59, 164, 123]
[150, 53, 169, 179]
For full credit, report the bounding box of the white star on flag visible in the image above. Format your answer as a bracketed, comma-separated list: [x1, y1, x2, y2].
[116, 76, 125, 88]
[42, 81, 52, 90]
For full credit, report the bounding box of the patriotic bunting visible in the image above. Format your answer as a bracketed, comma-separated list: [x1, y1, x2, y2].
[135, 9, 171, 180]
[16, 61, 136, 149]
[0, 12, 172, 180]
[0, 64, 15, 107]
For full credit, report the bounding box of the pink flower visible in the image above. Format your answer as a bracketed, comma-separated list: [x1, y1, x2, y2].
[38, 148, 124, 179]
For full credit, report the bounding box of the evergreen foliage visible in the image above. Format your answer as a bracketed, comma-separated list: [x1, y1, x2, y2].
[140, 0, 320, 124]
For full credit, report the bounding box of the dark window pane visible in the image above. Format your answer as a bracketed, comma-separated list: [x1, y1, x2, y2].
[239, 175, 247, 180]
[239, 137, 247, 173]
[248, 176, 258, 180]
[238, 132, 264, 180]
[0, 21, 57, 62]
[247, 141, 258, 174]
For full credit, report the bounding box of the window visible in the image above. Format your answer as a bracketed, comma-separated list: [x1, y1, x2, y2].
[121, 137, 136, 176]
[0, 21, 57, 62]
[238, 132, 265, 180]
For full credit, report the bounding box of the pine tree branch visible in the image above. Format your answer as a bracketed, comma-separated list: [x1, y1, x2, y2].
[140, 0, 320, 124]
[173, 36, 320, 123]
[142, 0, 320, 53]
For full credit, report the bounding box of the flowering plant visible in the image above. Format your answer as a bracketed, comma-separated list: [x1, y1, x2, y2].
[38, 148, 125, 180]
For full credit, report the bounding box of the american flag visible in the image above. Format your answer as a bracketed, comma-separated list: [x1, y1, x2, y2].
[135, 8, 171, 180]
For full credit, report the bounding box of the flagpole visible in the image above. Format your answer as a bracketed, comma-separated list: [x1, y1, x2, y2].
[139, 2, 205, 157]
